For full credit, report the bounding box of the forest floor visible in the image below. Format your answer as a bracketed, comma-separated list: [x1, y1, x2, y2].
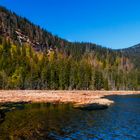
[0, 90, 140, 107]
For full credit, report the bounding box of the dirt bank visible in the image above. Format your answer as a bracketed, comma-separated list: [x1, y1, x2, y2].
[0, 91, 140, 108]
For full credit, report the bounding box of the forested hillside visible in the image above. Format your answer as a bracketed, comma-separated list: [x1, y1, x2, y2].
[0, 6, 140, 90]
[121, 44, 140, 69]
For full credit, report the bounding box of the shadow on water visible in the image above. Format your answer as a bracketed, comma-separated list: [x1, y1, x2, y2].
[0, 95, 140, 140]
[0, 102, 27, 124]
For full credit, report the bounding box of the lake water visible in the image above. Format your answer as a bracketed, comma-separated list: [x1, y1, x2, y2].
[0, 95, 140, 140]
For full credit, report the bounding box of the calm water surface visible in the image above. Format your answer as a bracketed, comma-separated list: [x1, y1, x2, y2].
[0, 95, 140, 140]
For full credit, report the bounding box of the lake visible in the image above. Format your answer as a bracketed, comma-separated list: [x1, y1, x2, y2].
[0, 95, 140, 140]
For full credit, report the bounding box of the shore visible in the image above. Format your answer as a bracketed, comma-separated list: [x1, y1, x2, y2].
[0, 90, 140, 109]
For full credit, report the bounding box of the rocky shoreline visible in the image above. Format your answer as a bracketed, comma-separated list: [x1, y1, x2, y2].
[0, 90, 140, 110]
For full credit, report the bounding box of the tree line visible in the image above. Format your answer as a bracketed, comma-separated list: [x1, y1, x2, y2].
[0, 38, 139, 90]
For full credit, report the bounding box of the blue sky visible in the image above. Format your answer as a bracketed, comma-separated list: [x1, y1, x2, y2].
[1, 0, 140, 49]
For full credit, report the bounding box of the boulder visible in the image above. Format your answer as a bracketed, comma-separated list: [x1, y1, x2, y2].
[73, 103, 108, 110]
[73, 98, 114, 111]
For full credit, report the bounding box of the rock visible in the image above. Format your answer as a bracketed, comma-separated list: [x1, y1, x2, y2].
[73, 98, 114, 111]
[73, 103, 108, 110]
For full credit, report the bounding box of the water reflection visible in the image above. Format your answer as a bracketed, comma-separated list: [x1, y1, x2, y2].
[0, 95, 140, 140]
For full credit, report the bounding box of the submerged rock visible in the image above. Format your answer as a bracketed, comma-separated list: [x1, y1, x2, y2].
[73, 103, 108, 110]
[0, 110, 5, 123]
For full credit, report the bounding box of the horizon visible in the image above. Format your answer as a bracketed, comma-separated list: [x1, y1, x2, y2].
[1, 0, 140, 49]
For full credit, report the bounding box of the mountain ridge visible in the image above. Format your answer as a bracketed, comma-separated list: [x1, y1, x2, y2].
[0, 6, 115, 51]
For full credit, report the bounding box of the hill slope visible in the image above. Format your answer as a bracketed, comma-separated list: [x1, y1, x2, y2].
[121, 44, 140, 69]
[0, 6, 116, 59]
[0, 6, 140, 90]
